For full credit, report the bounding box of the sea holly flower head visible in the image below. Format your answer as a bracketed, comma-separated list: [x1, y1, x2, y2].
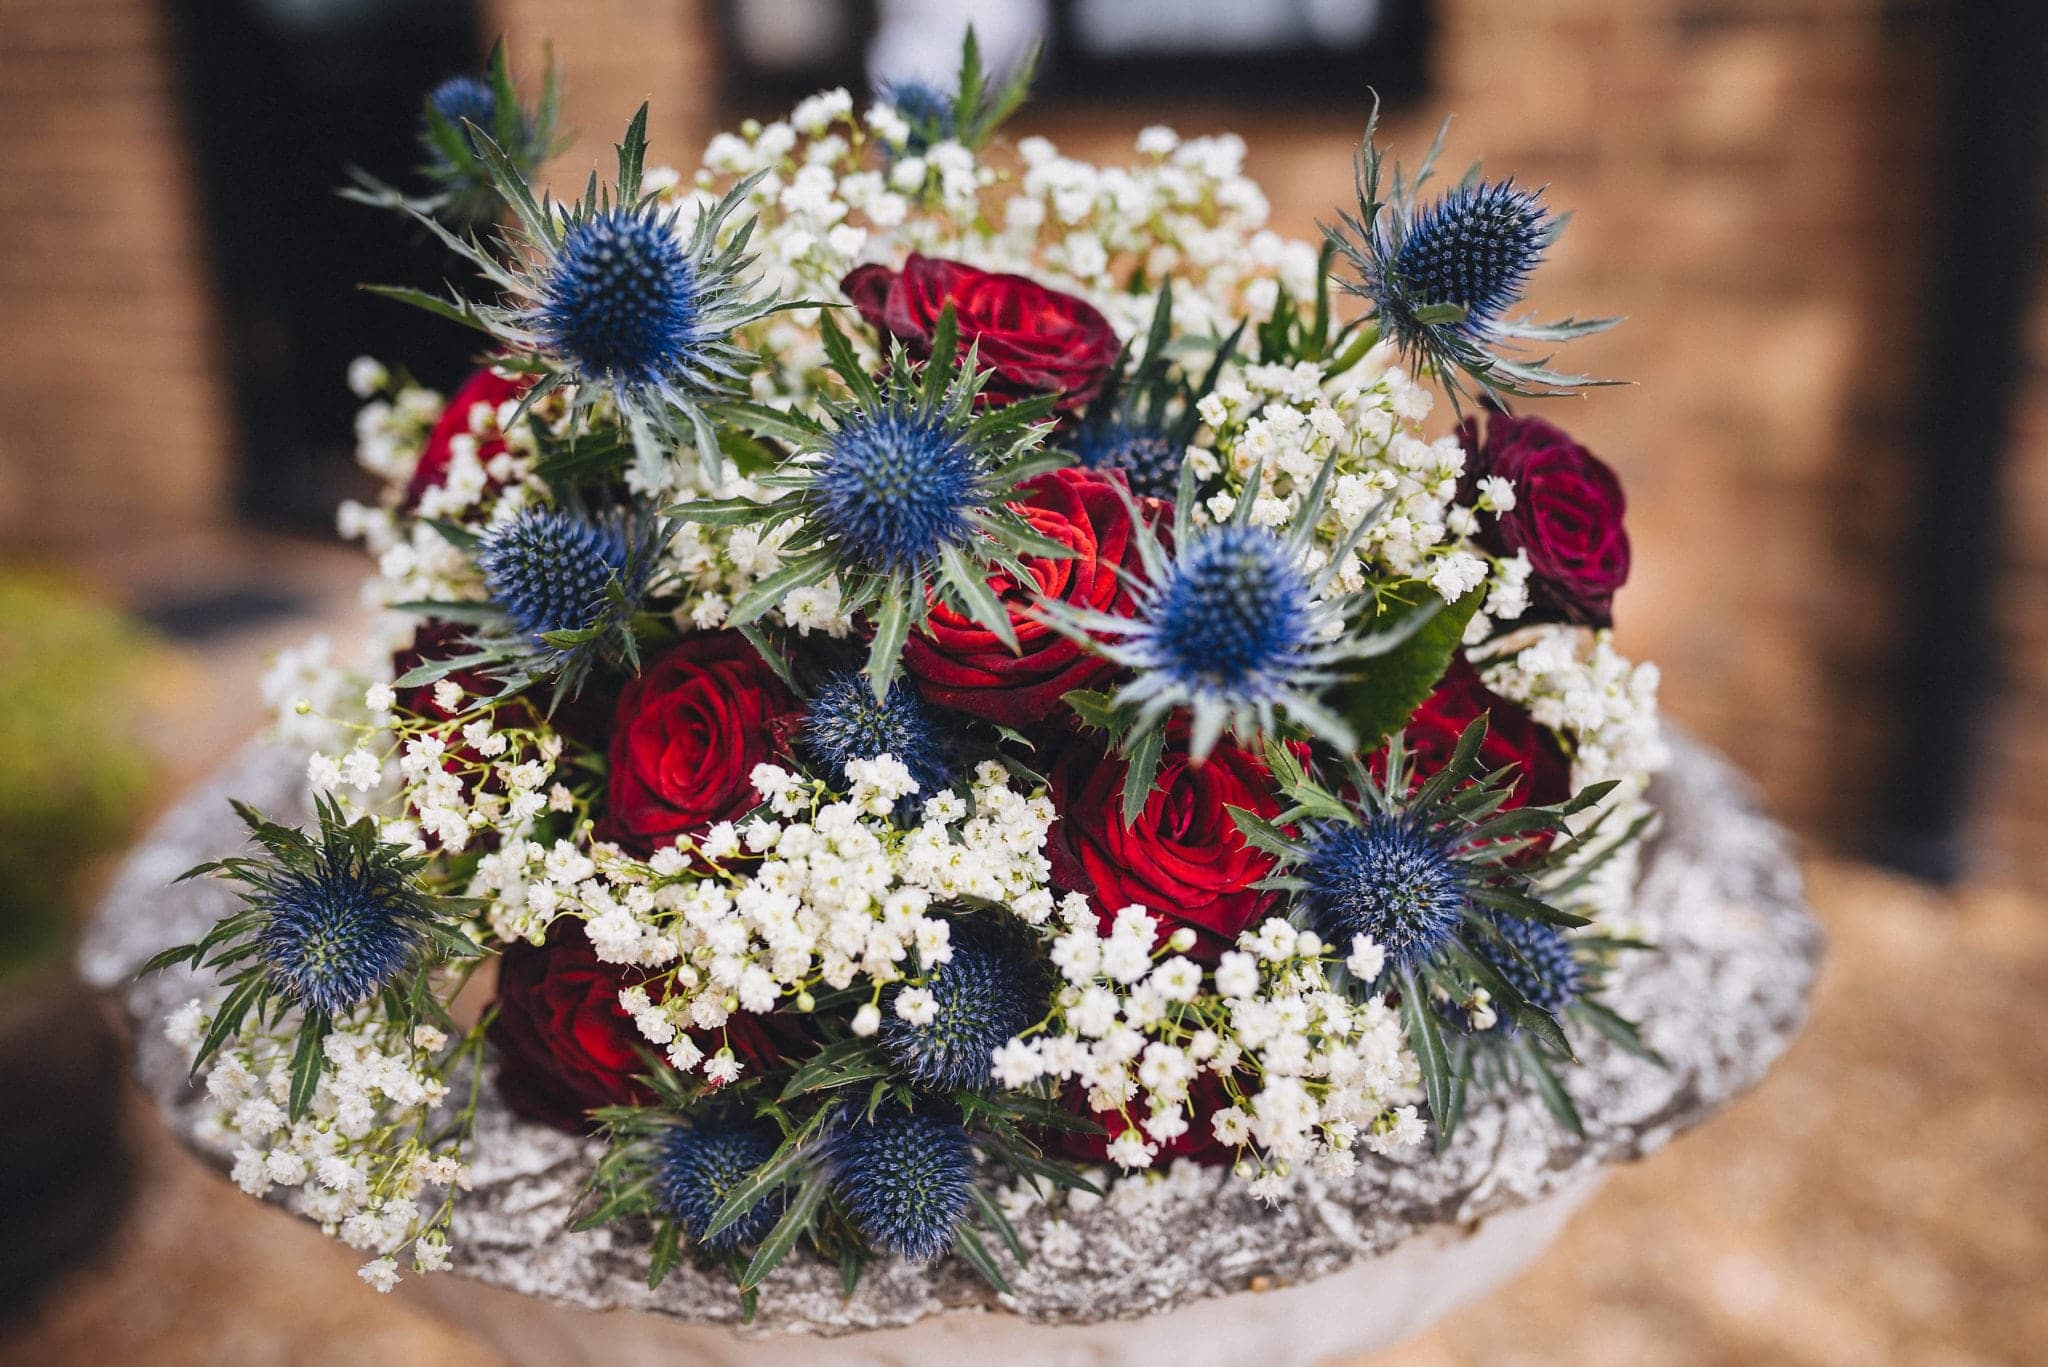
[671, 306, 1065, 700]
[1326, 99, 1618, 410]
[458, 507, 663, 705]
[1233, 720, 1639, 1135]
[654, 1120, 784, 1251]
[870, 26, 1039, 155]
[1044, 448, 1422, 777]
[829, 1106, 975, 1260]
[881, 915, 1050, 1092]
[143, 796, 479, 1119]
[357, 102, 790, 483]
[476, 508, 633, 649]
[1068, 280, 1239, 502]
[798, 669, 958, 799]
[414, 44, 561, 228]
[1300, 813, 1465, 978]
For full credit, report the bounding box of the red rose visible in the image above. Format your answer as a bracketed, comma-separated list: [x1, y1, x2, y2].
[1045, 727, 1287, 959]
[602, 632, 803, 855]
[408, 367, 528, 507]
[842, 254, 1119, 411]
[1460, 413, 1630, 627]
[903, 467, 1151, 724]
[1400, 654, 1572, 810]
[490, 925, 793, 1133]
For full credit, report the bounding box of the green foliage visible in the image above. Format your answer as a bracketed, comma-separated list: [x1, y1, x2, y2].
[0, 571, 156, 976]
[1332, 582, 1480, 748]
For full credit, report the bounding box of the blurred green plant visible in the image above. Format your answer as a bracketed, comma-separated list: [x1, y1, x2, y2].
[0, 570, 156, 977]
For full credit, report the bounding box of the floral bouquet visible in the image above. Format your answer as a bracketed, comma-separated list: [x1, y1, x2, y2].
[150, 38, 1668, 1311]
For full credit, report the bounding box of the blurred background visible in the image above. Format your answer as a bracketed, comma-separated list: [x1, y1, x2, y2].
[1, 0, 2043, 1363]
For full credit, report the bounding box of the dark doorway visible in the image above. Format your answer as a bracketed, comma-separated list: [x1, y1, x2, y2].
[166, 0, 488, 532]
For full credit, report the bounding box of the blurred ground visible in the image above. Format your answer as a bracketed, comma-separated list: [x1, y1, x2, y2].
[1, 563, 2041, 1367]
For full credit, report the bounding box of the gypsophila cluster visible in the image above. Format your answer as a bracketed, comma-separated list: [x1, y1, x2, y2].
[167, 996, 479, 1293]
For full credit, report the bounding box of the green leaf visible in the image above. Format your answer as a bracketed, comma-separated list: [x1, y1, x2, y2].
[286, 1010, 333, 1120]
[647, 1219, 682, 1288]
[1518, 1037, 1584, 1136]
[359, 284, 488, 333]
[740, 1168, 830, 1291]
[951, 1223, 1014, 1295]
[1119, 723, 1166, 828]
[864, 574, 913, 698]
[703, 1137, 812, 1245]
[1398, 966, 1458, 1144]
[1334, 585, 1482, 749]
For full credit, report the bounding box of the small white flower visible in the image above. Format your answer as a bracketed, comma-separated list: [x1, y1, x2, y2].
[357, 1257, 401, 1293]
[850, 1003, 882, 1037]
[893, 987, 938, 1027]
[347, 356, 388, 398]
[1346, 934, 1387, 982]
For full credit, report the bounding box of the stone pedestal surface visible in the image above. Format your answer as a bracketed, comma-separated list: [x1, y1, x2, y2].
[82, 732, 1821, 1364]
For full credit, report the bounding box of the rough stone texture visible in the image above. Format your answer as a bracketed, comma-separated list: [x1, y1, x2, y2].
[81, 732, 1820, 1338]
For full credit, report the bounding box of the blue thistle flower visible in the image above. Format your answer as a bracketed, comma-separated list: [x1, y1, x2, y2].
[254, 858, 428, 1017]
[1479, 913, 1581, 1019]
[879, 80, 956, 154]
[882, 918, 1049, 1091]
[1388, 180, 1547, 335]
[1300, 815, 1466, 976]
[536, 208, 701, 389]
[1328, 102, 1617, 409]
[1073, 423, 1181, 501]
[1053, 457, 1398, 762]
[690, 307, 1055, 701]
[654, 1121, 781, 1251]
[426, 75, 496, 145]
[799, 670, 957, 798]
[1147, 524, 1314, 700]
[476, 508, 635, 651]
[812, 405, 980, 573]
[360, 104, 787, 481]
[830, 1108, 974, 1260]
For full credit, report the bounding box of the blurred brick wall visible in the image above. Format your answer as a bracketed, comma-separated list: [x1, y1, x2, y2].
[1027, 1, 1941, 850]
[0, 0, 233, 551]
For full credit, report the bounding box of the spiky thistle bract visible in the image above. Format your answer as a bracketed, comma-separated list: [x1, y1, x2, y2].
[874, 25, 1039, 155]
[1229, 719, 1648, 1140]
[1068, 281, 1240, 501]
[355, 103, 793, 484]
[415, 43, 562, 228]
[1325, 98, 1620, 411]
[668, 306, 1067, 700]
[1041, 449, 1435, 819]
[143, 795, 482, 1120]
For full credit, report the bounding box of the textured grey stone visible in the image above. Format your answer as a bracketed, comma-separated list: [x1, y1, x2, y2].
[82, 732, 1820, 1337]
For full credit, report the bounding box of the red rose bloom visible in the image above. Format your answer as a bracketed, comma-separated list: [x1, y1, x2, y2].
[1045, 727, 1287, 959]
[1460, 412, 1630, 627]
[1400, 653, 1572, 810]
[408, 367, 528, 507]
[903, 467, 1151, 725]
[841, 254, 1119, 411]
[490, 925, 792, 1133]
[602, 632, 803, 855]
